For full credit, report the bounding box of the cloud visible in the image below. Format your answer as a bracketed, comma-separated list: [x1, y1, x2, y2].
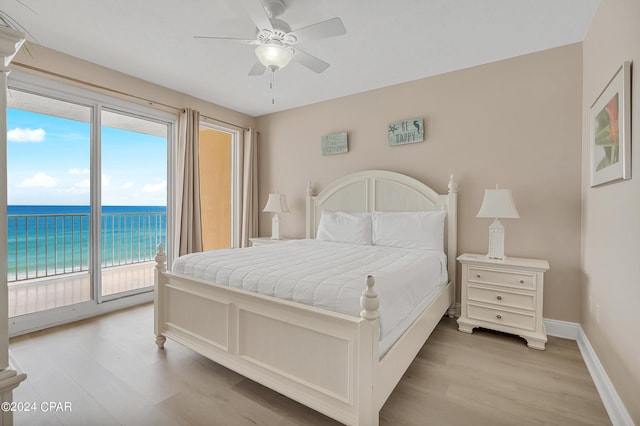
[122, 182, 134, 189]
[67, 179, 90, 194]
[18, 172, 59, 188]
[102, 174, 111, 187]
[8, 128, 46, 143]
[142, 180, 166, 193]
[69, 168, 90, 175]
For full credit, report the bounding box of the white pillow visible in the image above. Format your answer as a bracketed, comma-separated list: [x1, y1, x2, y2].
[316, 211, 372, 245]
[372, 211, 446, 251]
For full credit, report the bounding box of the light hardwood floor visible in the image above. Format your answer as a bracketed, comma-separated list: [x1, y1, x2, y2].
[9, 303, 611, 425]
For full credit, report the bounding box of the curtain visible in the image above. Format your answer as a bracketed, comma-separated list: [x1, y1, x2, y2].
[239, 128, 258, 247]
[174, 108, 203, 257]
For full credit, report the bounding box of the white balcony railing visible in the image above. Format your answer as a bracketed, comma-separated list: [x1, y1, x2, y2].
[8, 211, 166, 282]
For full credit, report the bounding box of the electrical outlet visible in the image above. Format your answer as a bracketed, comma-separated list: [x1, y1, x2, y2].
[595, 303, 600, 323]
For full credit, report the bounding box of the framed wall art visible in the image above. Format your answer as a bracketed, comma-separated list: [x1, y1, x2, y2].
[590, 61, 632, 187]
[388, 118, 424, 146]
[321, 131, 348, 155]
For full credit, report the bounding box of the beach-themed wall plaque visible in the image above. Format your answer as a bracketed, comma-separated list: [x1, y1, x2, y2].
[321, 131, 348, 155]
[388, 118, 424, 146]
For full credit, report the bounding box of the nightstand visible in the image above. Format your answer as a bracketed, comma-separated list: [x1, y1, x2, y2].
[249, 237, 293, 247]
[457, 253, 550, 350]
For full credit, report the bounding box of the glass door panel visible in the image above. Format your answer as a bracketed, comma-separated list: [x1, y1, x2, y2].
[6, 90, 92, 316]
[100, 109, 167, 298]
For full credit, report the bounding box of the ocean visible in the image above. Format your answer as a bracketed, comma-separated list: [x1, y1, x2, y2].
[7, 205, 167, 281]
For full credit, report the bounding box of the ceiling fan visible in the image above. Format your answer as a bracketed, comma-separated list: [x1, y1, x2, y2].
[195, 0, 346, 76]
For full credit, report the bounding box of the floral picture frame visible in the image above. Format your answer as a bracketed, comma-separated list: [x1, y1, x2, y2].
[590, 61, 632, 187]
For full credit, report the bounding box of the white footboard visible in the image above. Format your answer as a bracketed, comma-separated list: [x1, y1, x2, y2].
[154, 245, 382, 426]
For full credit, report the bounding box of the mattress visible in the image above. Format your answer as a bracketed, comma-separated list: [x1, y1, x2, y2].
[172, 239, 448, 355]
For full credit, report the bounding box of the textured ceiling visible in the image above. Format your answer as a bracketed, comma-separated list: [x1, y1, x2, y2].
[3, 0, 599, 117]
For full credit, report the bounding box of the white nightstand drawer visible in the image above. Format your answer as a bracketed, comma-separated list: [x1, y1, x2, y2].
[458, 254, 549, 349]
[468, 267, 535, 290]
[467, 303, 536, 331]
[467, 285, 535, 311]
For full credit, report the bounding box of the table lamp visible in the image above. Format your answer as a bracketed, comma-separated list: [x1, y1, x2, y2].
[476, 187, 520, 259]
[263, 193, 289, 240]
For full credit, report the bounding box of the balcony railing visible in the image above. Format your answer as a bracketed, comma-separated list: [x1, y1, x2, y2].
[7, 211, 166, 282]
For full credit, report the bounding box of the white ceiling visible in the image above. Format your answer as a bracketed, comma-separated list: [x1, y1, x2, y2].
[3, 0, 599, 117]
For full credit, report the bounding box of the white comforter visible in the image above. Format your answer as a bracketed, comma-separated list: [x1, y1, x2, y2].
[172, 239, 448, 352]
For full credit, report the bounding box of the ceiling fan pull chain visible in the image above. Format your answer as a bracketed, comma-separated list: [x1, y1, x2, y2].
[272, 69, 276, 105]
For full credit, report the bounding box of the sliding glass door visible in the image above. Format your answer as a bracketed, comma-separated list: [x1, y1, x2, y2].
[100, 109, 167, 300]
[7, 90, 93, 316]
[7, 71, 174, 333]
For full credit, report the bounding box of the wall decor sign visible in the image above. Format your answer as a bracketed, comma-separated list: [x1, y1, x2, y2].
[388, 118, 424, 146]
[321, 131, 348, 155]
[590, 61, 631, 187]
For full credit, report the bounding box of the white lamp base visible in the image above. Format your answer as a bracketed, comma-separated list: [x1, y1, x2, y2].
[486, 218, 506, 259]
[270, 213, 280, 240]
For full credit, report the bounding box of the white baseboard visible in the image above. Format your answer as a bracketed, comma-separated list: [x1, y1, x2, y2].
[543, 318, 580, 340]
[544, 318, 634, 426]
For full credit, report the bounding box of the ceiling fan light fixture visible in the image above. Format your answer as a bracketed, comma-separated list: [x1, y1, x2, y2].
[255, 43, 293, 70]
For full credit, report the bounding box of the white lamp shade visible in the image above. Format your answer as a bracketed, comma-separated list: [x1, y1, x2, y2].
[255, 43, 293, 70]
[263, 193, 289, 213]
[476, 189, 520, 219]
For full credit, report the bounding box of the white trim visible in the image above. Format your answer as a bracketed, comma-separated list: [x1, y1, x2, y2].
[544, 319, 633, 426]
[542, 318, 579, 340]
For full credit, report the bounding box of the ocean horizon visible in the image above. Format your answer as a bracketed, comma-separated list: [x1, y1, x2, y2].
[8, 205, 167, 215]
[7, 205, 167, 281]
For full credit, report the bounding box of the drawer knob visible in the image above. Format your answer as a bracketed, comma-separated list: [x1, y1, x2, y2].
[496, 314, 502, 319]
[519, 279, 524, 284]
[496, 295, 502, 300]
[476, 274, 481, 278]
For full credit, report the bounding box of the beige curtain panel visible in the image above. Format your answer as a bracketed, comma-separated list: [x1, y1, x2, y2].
[239, 128, 258, 247]
[176, 108, 203, 256]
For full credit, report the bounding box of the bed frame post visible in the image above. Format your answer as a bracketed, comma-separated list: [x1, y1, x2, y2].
[447, 174, 458, 318]
[154, 243, 167, 349]
[305, 181, 316, 239]
[358, 275, 380, 426]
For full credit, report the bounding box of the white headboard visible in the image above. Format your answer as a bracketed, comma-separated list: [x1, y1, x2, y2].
[305, 170, 458, 290]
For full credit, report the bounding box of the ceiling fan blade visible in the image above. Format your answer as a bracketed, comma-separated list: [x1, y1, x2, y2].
[194, 36, 255, 44]
[292, 48, 330, 73]
[248, 62, 267, 76]
[240, 0, 273, 31]
[289, 17, 346, 43]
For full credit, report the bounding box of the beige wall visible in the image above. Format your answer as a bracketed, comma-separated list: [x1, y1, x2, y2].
[199, 128, 232, 250]
[582, 0, 640, 422]
[12, 46, 255, 131]
[257, 44, 583, 322]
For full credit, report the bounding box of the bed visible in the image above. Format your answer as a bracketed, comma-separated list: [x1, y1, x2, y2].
[154, 170, 458, 425]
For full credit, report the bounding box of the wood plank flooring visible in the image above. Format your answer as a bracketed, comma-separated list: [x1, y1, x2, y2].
[9, 303, 611, 425]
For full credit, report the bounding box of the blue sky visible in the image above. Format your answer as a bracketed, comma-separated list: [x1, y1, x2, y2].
[7, 109, 167, 206]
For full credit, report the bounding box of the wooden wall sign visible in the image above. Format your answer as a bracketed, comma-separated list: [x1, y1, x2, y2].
[388, 118, 424, 146]
[321, 132, 348, 155]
